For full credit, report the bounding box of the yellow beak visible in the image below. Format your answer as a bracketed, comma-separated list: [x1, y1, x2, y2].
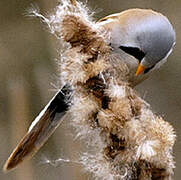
[136, 64, 145, 76]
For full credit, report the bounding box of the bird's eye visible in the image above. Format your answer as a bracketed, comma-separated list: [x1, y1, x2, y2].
[119, 46, 145, 61]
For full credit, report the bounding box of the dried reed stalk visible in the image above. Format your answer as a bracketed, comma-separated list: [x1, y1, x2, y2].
[30, 0, 176, 179]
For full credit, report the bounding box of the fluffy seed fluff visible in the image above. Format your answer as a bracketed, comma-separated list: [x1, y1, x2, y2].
[31, 0, 176, 179]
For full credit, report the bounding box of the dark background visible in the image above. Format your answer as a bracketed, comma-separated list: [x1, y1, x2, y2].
[0, 0, 180, 179]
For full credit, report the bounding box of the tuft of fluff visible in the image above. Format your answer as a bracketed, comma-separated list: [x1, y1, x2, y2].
[34, 0, 176, 179]
[60, 47, 110, 84]
[27, 0, 94, 36]
[48, 0, 95, 36]
[68, 91, 107, 150]
[80, 153, 128, 180]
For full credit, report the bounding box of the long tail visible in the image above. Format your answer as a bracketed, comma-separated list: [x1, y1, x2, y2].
[3, 85, 72, 172]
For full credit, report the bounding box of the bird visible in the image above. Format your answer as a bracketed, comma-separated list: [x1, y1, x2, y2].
[98, 8, 175, 85]
[3, 7, 175, 172]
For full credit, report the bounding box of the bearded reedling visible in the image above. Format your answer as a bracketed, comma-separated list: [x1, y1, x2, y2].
[4, 1, 176, 179]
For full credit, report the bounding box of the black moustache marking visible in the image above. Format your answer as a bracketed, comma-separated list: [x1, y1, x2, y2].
[144, 65, 155, 74]
[119, 46, 145, 62]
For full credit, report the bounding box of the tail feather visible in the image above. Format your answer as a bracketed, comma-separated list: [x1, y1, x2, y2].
[3, 85, 72, 172]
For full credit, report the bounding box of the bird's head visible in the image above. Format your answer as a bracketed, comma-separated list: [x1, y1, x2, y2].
[98, 9, 175, 84]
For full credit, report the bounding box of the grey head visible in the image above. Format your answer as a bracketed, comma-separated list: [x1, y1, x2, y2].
[99, 9, 176, 76]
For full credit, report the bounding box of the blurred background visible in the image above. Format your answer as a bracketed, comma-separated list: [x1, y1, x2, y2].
[0, 0, 180, 179]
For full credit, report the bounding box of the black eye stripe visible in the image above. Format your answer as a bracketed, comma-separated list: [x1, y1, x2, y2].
[119, 46, 145, 61]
